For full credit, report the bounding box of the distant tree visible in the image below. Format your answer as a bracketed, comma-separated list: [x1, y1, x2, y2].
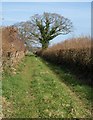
[15, 12, 73, 49]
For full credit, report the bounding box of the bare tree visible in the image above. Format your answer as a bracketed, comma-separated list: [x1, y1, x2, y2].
[15, 12, 73, 49]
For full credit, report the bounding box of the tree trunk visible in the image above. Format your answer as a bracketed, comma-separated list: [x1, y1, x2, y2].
[42, 42, 49, 49]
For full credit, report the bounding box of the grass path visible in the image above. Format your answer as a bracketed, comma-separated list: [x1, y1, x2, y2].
[2, 55, 92, 118]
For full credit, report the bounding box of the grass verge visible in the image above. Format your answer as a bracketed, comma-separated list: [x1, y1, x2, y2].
[2, 55, 92, 118]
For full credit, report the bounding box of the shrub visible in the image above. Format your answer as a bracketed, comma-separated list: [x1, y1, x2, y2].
[36, 36, 92, 85]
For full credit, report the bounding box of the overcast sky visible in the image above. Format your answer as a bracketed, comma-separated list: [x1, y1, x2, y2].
[0, 2, 91, 44]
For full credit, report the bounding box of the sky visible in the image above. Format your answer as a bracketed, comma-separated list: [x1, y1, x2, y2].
[0, 2, 91, 45]
[1, 0, 92, 2]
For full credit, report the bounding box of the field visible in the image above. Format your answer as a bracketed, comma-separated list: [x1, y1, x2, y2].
[2, 35, 93, 118]
[1, 2, 92, 118]
[2, 55, 93, 118]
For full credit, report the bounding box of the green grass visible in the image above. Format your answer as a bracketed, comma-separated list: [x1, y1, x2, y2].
[2, 55, 92, 118]
[41, 60, 93, 111]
